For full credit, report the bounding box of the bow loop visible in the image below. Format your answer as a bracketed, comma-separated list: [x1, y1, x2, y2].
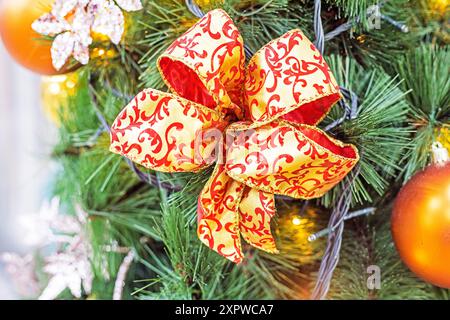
[224, 121, 359, 198]
[244, 30, 341, 125]
[110, 88, 225, 172]
[157, 9, 245, 118]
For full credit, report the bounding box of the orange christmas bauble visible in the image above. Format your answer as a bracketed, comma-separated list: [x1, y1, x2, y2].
[0, 0, 61, 75]
[392, 161, 450, 288]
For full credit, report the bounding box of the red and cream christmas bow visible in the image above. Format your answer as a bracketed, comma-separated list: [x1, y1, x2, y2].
[110, 9, 359, 263]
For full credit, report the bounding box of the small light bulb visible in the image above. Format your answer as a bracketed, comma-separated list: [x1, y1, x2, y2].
[48, 83, 61, 95]
[106, 49, 116, 58]
[292, 216, 301, 226]
[65, 80, 76, 89]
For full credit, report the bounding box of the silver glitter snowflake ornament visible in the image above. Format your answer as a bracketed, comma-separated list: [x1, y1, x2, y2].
[32, 0, 143, 70]
[1, 198, 96, 300]
[0, 253, 40, 297]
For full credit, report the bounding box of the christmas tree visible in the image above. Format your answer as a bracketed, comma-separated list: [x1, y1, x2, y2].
[0, 0, 448, 300]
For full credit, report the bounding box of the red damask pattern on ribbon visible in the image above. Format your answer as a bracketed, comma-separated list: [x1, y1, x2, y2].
[109, 9, 359, 263]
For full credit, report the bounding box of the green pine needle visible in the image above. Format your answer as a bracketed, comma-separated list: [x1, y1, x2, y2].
[320, 56, 411, 207]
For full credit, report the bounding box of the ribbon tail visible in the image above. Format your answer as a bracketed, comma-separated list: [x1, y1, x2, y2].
[197, 164, 245, 263]
[239, 188, 278, 254]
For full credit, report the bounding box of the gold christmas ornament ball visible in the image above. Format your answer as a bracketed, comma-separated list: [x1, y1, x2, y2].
[391, 149, 450, 288]
[41, 72, 79, 125]
[428, 0, 449, 15]
[0, 0, 62, 75]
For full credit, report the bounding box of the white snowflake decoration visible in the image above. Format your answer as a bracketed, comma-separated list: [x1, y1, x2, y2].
[39, 234, 94, 300]
[1, 197, 131, 300]
[2, 198, 97, 300]
[32, 0, 143, 70]
[36, 203, 95, 300]
[17, 197, 84, 246]
[0, 253, 40, 297]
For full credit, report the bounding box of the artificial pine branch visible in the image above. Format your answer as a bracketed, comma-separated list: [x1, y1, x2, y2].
[322, 0, 420, 68]
[395, 45, 450, 180]
[328, 208, 450, 299]
[224, 0, 313, 51]
[320, 56, 410, 207]
[327, 0, 379, 23]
